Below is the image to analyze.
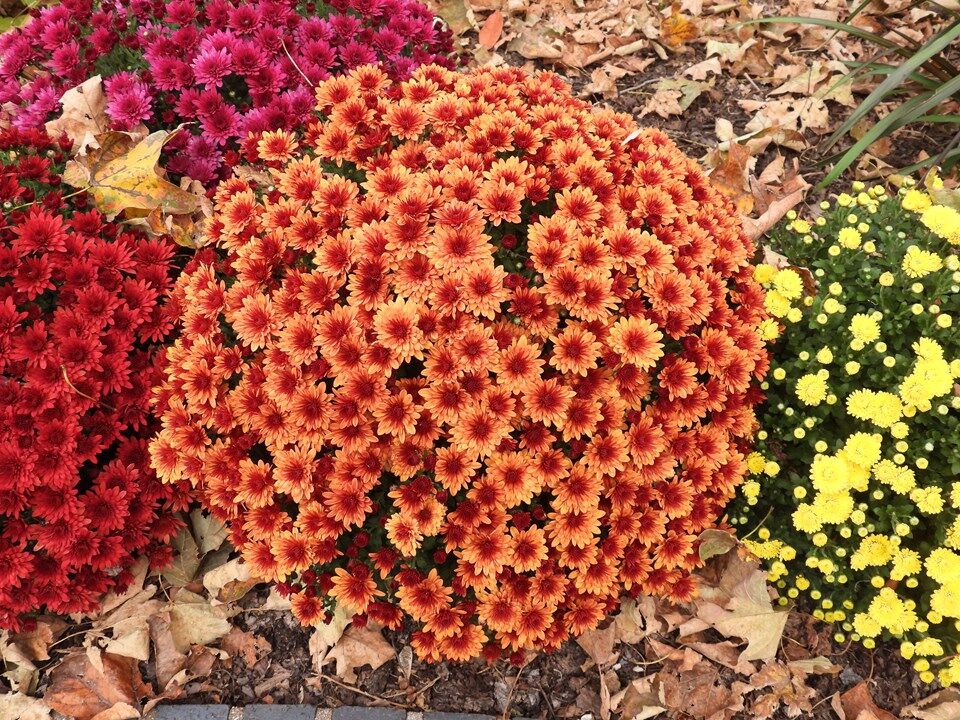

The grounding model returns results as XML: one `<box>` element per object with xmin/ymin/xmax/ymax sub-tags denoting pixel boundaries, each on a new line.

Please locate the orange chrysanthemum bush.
<box><xmin>150</xmin><ymin>63</ymin><xmax>769</xmax><ymax>662</ymax></box>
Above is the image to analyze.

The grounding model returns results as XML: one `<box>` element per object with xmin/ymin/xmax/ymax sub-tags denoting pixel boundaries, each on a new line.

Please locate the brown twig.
<box><xmin>499</xmin><ymin>658</ymin><xmax>532</xmax><ymax>720</ymax></box>
<box><xmin>281</xmin><ymin>39</ymin><xmax>314</xmax><ymax>88</ymax></box>
<box><xmin>319</xmin><ymin>673</ymin><xmax>409</xmax><ymax>708</ymax></box>
<box><xmin>61</xmin><ymin>365</ymin><xmax>116</xmax><ymax>411</ymax></box>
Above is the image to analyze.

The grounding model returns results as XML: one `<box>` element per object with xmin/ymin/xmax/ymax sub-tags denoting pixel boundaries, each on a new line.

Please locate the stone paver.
<box><xmin>242</xmin><ymin>705</ymin><xmax>318</xmax><ymax>720</ymax></box>
<box><xmin>332</xmin><ymin>707</ymin><xmax>406</xmax><ymax>720</ymax></box>
<box><xmin>146</xmin><ymin>705</ymin><xmax>231</xmax><ymax>720</ymax></box>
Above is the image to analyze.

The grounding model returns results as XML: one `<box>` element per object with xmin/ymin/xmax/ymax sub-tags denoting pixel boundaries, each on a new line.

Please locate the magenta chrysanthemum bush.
<box><xmin>0</xmin><ymin>0</ymin><xmax>457</xmax><ymax>184</ymax></box>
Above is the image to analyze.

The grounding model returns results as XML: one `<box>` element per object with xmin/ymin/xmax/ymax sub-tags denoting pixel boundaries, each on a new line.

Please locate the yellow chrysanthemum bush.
<box><xmin>729</xmin><ymin>179</ymin><xmax>960</xmax><ymax>685</ymax></box>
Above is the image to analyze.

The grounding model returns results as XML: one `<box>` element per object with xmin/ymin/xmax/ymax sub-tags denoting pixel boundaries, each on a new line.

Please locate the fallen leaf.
<box><xmin>44</xmin><ymin>76</ymin><xmax>109</xmax><ymax>152</ymax></box>
<box><xmin>433</xmin><ymin>0</ymin><xmax>474</xmax><ymax>35</ymax></box>
<box><xmin>741</xmin><ymin>185</ymin><xmax>808</xmax><ymax>241</ymax></box>
<box><xmin>160</xmin><ymin>526</ymin><xmax>202</xmax><ymax>587</ymax></box>
<box><xmin>12</xmin><ymin>617</ymin><xmax>66</xmax><ymax>662</ymax></box>
<box><xmin>308</xmin><ymin>602</ymin><xmax>352</xmax><ymax>673</ymax></box>
<box><xmin>1</xmin><ymin>630</ymin><xmax>39</xmax><ymax>693</ymax></box>
<box><xmin>43</xmin><ymin>651</ymin><xmax>150</xmax><ymax>720</ymax></box>
<box><xmin>693</xmin><ymin>553</ymin><xmax>788</xmax><ymax>662</ymax></box>
<box><xmin>576</xmin><ymin>622</ymin><xmax>619</xmax><ymax>668</ymax></box>
<box><xmin>148</xmin><ymin>612</ymin><xmax>186</xmax><ymax>691</ymax></box>
<box><xmin>202</xmin><ymin>557</ymin><xmax>260</xmax><ymax>603</ymax></box>
<box><xmin>0</xmin><ymin>693</ymin><xmax>52</xmax><ymax>720</ymax></box>
<box><xmin>323</xmin><ymin>623</ymin><xmax>396</xmax><ymax>683</ymax></box>
<box><xmin>190</xmin><ymin>509</ymin><xmax>228</xmax><ymax>554</ymax></box>
<box><xmin>614</xmin><ymin>675</ymin><xmax>667</xmax><ymax>720</ymax></box>
<box><xmin>698</xmin><ymin>529</ymin><xmax>738</xmax><ymax>561</ymax></box>
<box><xmin>583</xmin><ymin>64</ymin><xmax>629</xmax><ymax>100</ymax></box>
<box><xmin>707</xmin><ymin>141</ymin><xmax>755</xmax><ymax>215</ymax></box>
<box><xmin>841</xmin><ymin>682</ymin><xmax>898</xmax><ymax>720</ymax></box>
<box><xmin>219</xmin><ymin>627</ymin><xmax>270</xmax><ymax>668</ymax></box>
<box><xmin>902</xmin><ymin>688</ymin><xmax>960</xmax><ymax>720</ymax></box>
<box><xmin>477</xmin><ymin>10</ymin><xmax>503</xmax><ymax>49</ymax></box>
<box><xmin>661</xmin><ymin>7</ymin><xmax>697</xmax><ymax>48</ymax></box>
<box><xmin>62</xmin><ymin>129</ymin><xmax>202</xmax><ymax>221</ymax></box>
<box><xmin>640</xmin><ymin>89</ymin><xmax>683</xmax><ymax>119</ymax></box>
<box><xmin>167</xmin><ymin>589</ymin><xmax>233</xmax><ymax>653</ymax></box>
<box><xmin>685</xmin><ymin>57</ymin><xmax>721</xmax><ymax>80</ymax></box>
<box><xmin>507</xmin><ymin>30</ymin><xmax>562</xmax><ymax>60</ymax></box>
<box><xmin>614</xmin><ymin>598</ymin><xmax>648</xmax><ymax>644</ymax></box>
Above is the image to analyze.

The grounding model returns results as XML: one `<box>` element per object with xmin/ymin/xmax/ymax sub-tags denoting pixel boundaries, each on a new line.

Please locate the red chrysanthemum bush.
<box><xmin>0</xmin><ymin>128</ymin><xmax>188</xmax><ymax>631</ymax></box>
<box><xmin>150</xmin><ymin>64</ymin><xmax>769</xmax><ymax>661</ymax></box>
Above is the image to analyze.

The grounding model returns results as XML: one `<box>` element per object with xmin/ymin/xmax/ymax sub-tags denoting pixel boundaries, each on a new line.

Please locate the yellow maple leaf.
<box><xmin>62</xmin><ymin>129</ymin><xmax>201</xmax><ymax>221</ymax></box>
<box><xmin>660</xmin><ymin>6</ymin><xmax>697</xmax><ymax>49</ymax></box>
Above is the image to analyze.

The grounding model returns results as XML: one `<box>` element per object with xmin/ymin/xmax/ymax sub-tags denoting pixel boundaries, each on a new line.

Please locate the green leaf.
<box><xmin>817</xmin><ymin>72</ymin><xmax>960</xmax><ymax>188</ymax></box>
<box><xmin>823</xmin><ymin>20</ymin><xmax>960</xmax><ymax>153</ymax></box>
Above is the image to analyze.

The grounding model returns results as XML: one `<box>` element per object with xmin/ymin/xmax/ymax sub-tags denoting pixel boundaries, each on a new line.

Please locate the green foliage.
<box><xmin>744</xmin><ymin>5</ymin><xmax>960</xmax><ymax>187</ymax></box>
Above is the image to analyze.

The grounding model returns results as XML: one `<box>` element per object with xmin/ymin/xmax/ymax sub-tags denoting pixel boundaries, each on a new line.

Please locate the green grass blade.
<box><xmin>817</xmin><ymin>72</ymin><xmax>960</xmax><ymax>188</ymax></box>
<box><xmin>736</xmin><ymin>17</ymin><xmax>905</xmax><ymax>52</ymax></box>
<box><xmin>822</xmin><ymin>20</ymin><xmax>960</xmax><ymax>152</ymax></box>
<box><xmin>897</xmin><ymin>147</ymin><xmax>960</xmax><ymax>174</ymax></box>
<box><xmin>840</xmin><ymin>60</ymin><xmax>941</xmax><ymax>90</ymax></box>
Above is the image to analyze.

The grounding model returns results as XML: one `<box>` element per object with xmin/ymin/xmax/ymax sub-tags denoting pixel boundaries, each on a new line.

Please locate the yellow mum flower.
<box><xmin>853</xmin><ymin>612</ymin><xmax>881</xmax><ymax>638</ymax></box>
<box><xmin>747</xmin><ymin>452</ymin><xmax>767</xmax><ymax>475</ymax></box>
<box><xmin>848</xmin><ymin>313</ymin><xmax>880</xmax><ymax>344</ymax></box>
<box><xmin>764</xmin><ymin>290</ymin><xmax>791</xmax><ymax>318</ymax></box>
<box><xmin>900</xmin><ymin>356</ymin><xmax>954</xmax><ymax>411</ymax></box>
<box><xmin>901</xmin><ymin>188</ymin><xmax>932</xmax><ymax>212</ymax></box>
<box><xmin>920</xmin><ymin>204</ymin><xmax>960</xmax><ymax>244</ymax></box>
<box><xmin>790</xmin><ymin>218</ymin><xmax>812</xmax><ymax>234</ymax></box>
<box><xmin>914</xmin><ymin>638</ymin><xmax>944</xmax><ymax>657</ymax></box>
<box><xmin>902</xmin><ymin>245</ymin><xmax>943</xmax><ymax>278</ymax></box>
<box><xmin>910</xmin><ymin>486</ymin><xmax>944</xmax><ymax>514</ymax></box>
<box><xmin>796</xmin><ymin>373</ymin><xmax>829</xmax><ymax>406</ymax></box>
<box><xmin>773</xmin><ymin>269</ymin><xmax>804</xmax><ymax>300</ymax></box>
<box><xmin>810</xmin><ymin>454</ymin><xmax>849</xmax><ymax>493</ymax></box>
<box><xmin>869</xmin><ymin>587</ymin><xmax>917</xmax><ymax>634</ymax></box>
<box><xmin>838</xmin><ymin>227</ymin><xmax>862</xmax><ymax>249</ymax></box>
<box><xmin>850</xmin><ymin>534</ymin><xmax>894</xmax><ymax>570</ymax></box>
<box><xmin>924</xmin><ymin>548</ymin><xmax>960</xmax><ymax>585</ymax></box>
<box><xmin>792</xmin><ymin>503</ymin><xmax>823</xmax><ymax>533</ymax></box>
<box><xmin>813</xmin><ymin>491</ymin><xmax>854</xmax><ymax>524</ymax></box>
<box><xmin>890</xmin><ymin>548</ymin><xmax>922</xmax><ymax>580</ymax></box>
<box><xmin>873</xmin><ymin>459</ymin><xmax>916</xmax><ymax>494</ymax></box>
<box><xmin>841</xmin><ymin>432</ymin><xmax>882</xmax><ymax>468</ymax></box>
<box><xmin>757</xmin><ymin>318</ymin><xmax>780</xmax><ymax>341</ymax></box>
<box><xmin>846</xmin><ymin>389</ymin><xmax>903</xmax><ymax>428</ymax></box>
<box><xmin>753</xmin><ymin>264</ymin><xmax>777</xmax><ymax>285</ymax></box>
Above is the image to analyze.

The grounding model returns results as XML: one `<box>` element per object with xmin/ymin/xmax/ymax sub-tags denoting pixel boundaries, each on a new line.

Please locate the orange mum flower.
<box><xmin>152</xmin><ymin>63</ymin><xmax>767</xmax><ymax>662</ymax></box>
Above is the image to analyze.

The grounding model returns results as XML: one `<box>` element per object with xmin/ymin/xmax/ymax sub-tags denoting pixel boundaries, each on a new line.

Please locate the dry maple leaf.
<box><xmin>660</xmin><ymin>6</ymin><xmax>697</xmax><ymax>48</ymax></box>
<box><xmin>43</xmin><ymin>650</ymin><xmax>152</xmax><ymax>720</ymax></box>
<box><xmin>576</xmin><ymin>622</ymin><xmax>619</xmax><ymax>668</ymax></box>
<box><xmin>323</xmin><ymin>624</ymin><xmax>396</xmax><ymax>683</ymax></box>
<box><xmin>693</xmin><ymin>552</ymin><xmax>788</xmax><ymax>663</ymax></box>
<box><xmin>62</xmin><ymin>129</ymin><xmax>202</xmax><ymax>221</ymax></box>
<box><xmin>706</xmin><ymin>141</ymin><xmax>756</xmax><ymax>215</ymax></box>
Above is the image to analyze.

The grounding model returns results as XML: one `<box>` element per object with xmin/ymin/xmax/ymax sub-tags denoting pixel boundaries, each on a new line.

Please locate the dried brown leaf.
<box><xmin>477</xmin><ymin>9</ymin><xmax>504</xmax><ymax>49</ymax></box>
<box><xmin>841</xmin><ymin>682</ymin><xmax>898</xmax><ymax>720</ymax></box>
<box><xmin>323</xmin><ymin>624</ymin><xmax>396</xmax><ymax>683</ymax></box>
<box><xmin>43</xmin><ymin>651</ymin><xmax>151</xmax><ymax>720</ymax></box>
<box><xmin>576</xmin><ymin>622</ymin><xmax>619</xmax><ymax>668</ymax></box>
